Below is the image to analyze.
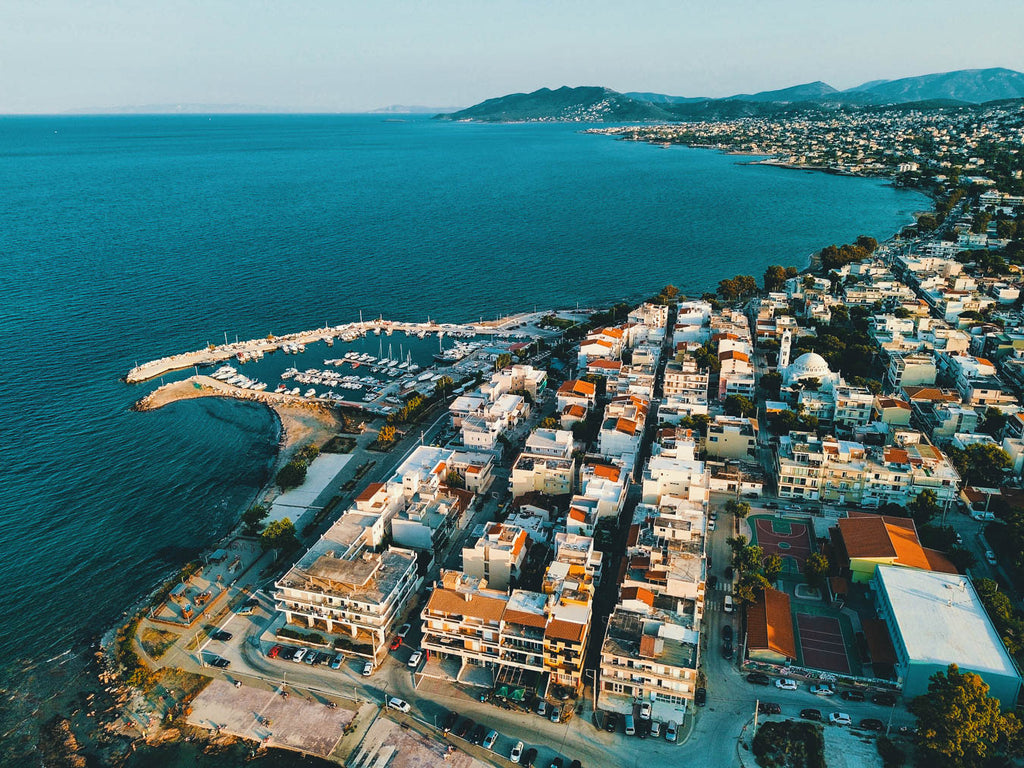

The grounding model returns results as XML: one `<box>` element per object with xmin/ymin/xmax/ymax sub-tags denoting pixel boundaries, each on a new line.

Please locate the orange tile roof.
<box><xmin>976</xmin><ymin>357</ymin><xmax>994</xmax><ymax>367</ymax></box>
<box><xmin>923</xmin><ymin>548</ymin><xmax>959</xmax><ymax>574</ymax></box>
<box><xmin>720</xmin><ymin>350</ymin><xmax>750</xmax><ymax>362</ymax></box>
<box><xmin>615</xmin><ymin>417</ymin><xmax>639</xmax><ymax>435</ymax></box>
<box><xmin>589</xmin><ymin>463</ymin><xmax>621</xmax><ymax>483</ymax></box>
<box><xmin>425</xmin><ymin>586</ymin><xmax>507</xmax><ymax>623</ymax></box>
<box><xmin>620</xmin><ymin>586</ymin><xmax>654</xmax><ymax>606</ymax></box>
<box><xmin>747</xmin><ymin>588</ymin><xmax>797</xmax><ymax>659</ymax></box>
<box><xmin>558</xmin><ymin>379</ymin><xmax>596</xmax><ymax>397</ymax></box>
<box><xmin>545</xmin><ymin>619</ymin><xmax>586</xmax><ymax>643</ymax></box>
<box><xmin>568</xmin><ymin>507</ymin><xmax>587</xmax><ymax>523</ymax></box>
<box><xmin>504</xmin><ymin>609</ymin><xmax>547</xmax><ymax>629</ymax></box>
<box><xmin>588</xmin><ymin>359</ymin><xmax>622</xmax><ymax>371</ymax></box>
<box><xmin>564</xmin><ymin>404</ymin><xmax>588</xmax><ymax>417</ymax></box>
<box><xmin>356</xmin><ymin>482</ymin><xmax>385</xmax><ymax>503</ymax></box>
<box><xmin>883</xmin><ymin>447</ymin><xmax>910</xmax><ymax>465</ymax></box>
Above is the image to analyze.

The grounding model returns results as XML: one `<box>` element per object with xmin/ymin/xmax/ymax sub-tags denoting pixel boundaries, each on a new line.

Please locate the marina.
<box><xmin>129</xmin><ymin>311</ymin><xmax>575</xmax><ymax>416</ymax></box>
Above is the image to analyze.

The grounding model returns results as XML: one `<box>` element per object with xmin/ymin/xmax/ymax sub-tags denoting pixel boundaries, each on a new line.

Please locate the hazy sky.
<box><xmin>4</xmin><ymin>0</ymin><xmax>1024</xmax><ymax>113</ymax></box>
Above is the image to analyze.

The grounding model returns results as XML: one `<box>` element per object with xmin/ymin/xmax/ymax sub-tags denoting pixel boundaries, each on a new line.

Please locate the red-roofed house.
<box><xmin>746</xmin><ymin>588</ymin><xmax>797</xmax><ymax>664</ymax></box>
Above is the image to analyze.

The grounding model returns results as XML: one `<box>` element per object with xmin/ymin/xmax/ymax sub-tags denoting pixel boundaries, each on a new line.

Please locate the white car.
<box><xmin>810</xmin><ymin>684</ymin><xmax>835</xmax><ymax>696</ymax></box>
<box><xmin>708</xmin><ymin>519</ymin><xmax>717</xmax><ymax>531</ymax></box>
<box><xmin>407</xmin><ymin>650</ymin><xmax>423</xmax><ymax>668</ymax></box>
<box><xmin>362</xmin><ymin>661</ymin><xmax>374</xmax><ymax>676</ymax></box>
<box><xmin>829</xmin><ymin>712</ymin><xmax>852</xmax><ymax>726</ymax></box>
<box><xmin>292</xmin><ymin>648</ymin><xmax>308</xmax><ymax>664</ymax></box>
<box><xmin>639</xmin><ymin>701</ymin><xmax>652</xmax><ymax>719</ymax></box>
<box><xmin>986</xmin><ymin>550</ymin><xmax>998</xmax><ymax>565</ymax></box>
<box><xmin>775</xmin><ymin>678</ymin><xmax>798</xmax><ymax>691</ymax></box>
<box><xmin>387</xmin><ymin>696</ymin><xmax>411</xmax><ymax>713</ymax></box>
<box><xmin>483</xmin><ymin>729</ymin><xmax>499</xmax><ymax>750</ymax></box>
<box><xmin>511</xmin><ymin>741</ymin><xmax>524</xmax><ymax>762</ymax></box>
<box><xmin>396</xmin><ymin>622</ymin><xmax>411</xmax><ymax>639</ymax></box>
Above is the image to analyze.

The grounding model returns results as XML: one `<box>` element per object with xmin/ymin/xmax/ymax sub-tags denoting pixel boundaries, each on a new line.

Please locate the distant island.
<box><xmin>435</xmin><ymin>67</ymin><xmax>1024</xmax><ymax>122</ymax></box>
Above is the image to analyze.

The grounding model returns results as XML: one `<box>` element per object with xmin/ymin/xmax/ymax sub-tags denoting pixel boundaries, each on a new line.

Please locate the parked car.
<box><xmin>550</xmin><ymin>706</ymin><xmax>561</xmax><ymax>723</ymax></box>
<box><xmin>758</xmin><ymin>702</ymin><xmax>782</xmax><ymax>715</ymax></box>
<box><xmin>986</xmin><ymin>550</ymin><xmax>998</xmax><ymax>565</ymax></box>
<box><xmin>954</xmin><ymin>532</ymin><xmax>963</xmax><ymax>545</ymax></box>
<box><xmin>389</xmin><ymin>636</ymin><xmax>403</xmax><ymax>651</ymax></box>
<box><xmin>765</xmin><ymin>501</ymin><xmax>779</xmax><ymax>509</ymax></box>
<box><xmin>442</xmin><ymin>711</ymin><xmax>458</xmax><ymax>734</ymax></box>
<box><xmin>549</xmin><ymin>759</ymin><xmax>563</xmax><ymax>768</ymax></box>
<box><xmin>568</xmin><ymin>761</ymin><xmax>581</xmax><ymax>768</ymax></box>
<box><xmin>330</xmin><ymin>654</ymin><xmax>343</xmax><ymax>670</ymax></box>
<box><xmin>211</xmin><ymin>630</ymin><xmax>232</xmax><ymax>641</ymax></box>
<box><xmin>724</xmin><ymin>594</ymin><xmax>734</xmax><ymax>613</ymax></box>
<box><xmin>665</xmin><ymin>720</ymin><xmax>678</xmax><ymax>742</ymax></box>
<box><xmin>510</xmin><ymin>741</ymin><xmax>524</xmax><ymax>762</ymax></box>
<box><xmin>536</xmin><ymin>700</ymin><xmax>547</xmax><ymax>717</ymax></box>
<box><xmin>387</xmin><ymin>697</ymin><xmax>410</xmax><ymax>713</ymax></box>
<box><xmin>859</xmin><ymin>718</ymin><xmax>885</xmax><ymax>731</ymax></box>
<box><xmin>605</xmin><ymin>712</ymin><xmax>620</xmax><ymax>732</ymax></box>
<box><xmin>800</xmin><ymin>708</ymin><xmax>822</xmax><ymax>721</ymax></box>
<box><xmin>279</xmin><ymin>646</ymin><xmax>296</xmax><ymax>661</ymax></box>
<box><xmin>840</xmin><ymin>690</ymin><xmax>865</xmax><ymax>702</ymax></box>
<box><xmin>650</xmin><ymin>720</ymin><xmax>662</xmax><ymax>739</ymax></box>
<box><xmin>362</xmin><ymin>661</ymin><xmax>373</xmax><ymax>676</ymax></box>
<box><xmin>695</xmin><ymin>687</ymin><xmax>707</xmax><ymax>706</ymax></box>
<box><xmin>396</xmin><ymin>622</ymin><xmax>411</xmax><ymax>639</ymax></box>
<box><xmin>724</xmin><ymin>566</ymin><xmax>734</xmax><ymax>579</ymax></box>
<box><xmin>639</xmin><ymin>701</ymin><xmax>652</xmax><ymax>719</ymax></box>
<box><xmin>521</xmin><ymin>748</ymin><xmax>538</xmax><ymax>768</ymax></box>
<box><xmin>809</xmin><ymin>684</ymin><xmax>834</xmax><ymax>696</ymax></box>
<box><xmin>746</xmin><ymin>672</ymin><xmax>770</xmax><ymax>686</ymax></box>
<box><xmin>303</xmin><ymin>651</ymin><xmax>316</xmax><ymax>665</ymax></box>
<box><xmin>708</xmin><ymin>519</ymin><xmax>717</xmax><ymax>531</ymax></box>
<box><xmin>209</xmin><ymin>657</ymin><xmax>230</xmax><ymax>669</ymax></box>
<box><xmin>470</xmin><ymin>723</ymin><xmax>486</xmax><ymax>745</ymax></box>
<box><xmin>709</xmin><ymin>510</ymin><xmax>718</xmax><ymax>520</ymax></box>
<box><xmin>722</xmin><ymin>640</ymin><xmax>734</xmax><ymax>660</ymax></box>
<box><xmin>829</xmin><ymin>712</ymin><xmax>852</xmax><ymax>726</ymax></box>
<box><xmin>455</xmin><ymin>718</ymin><xmax>473</xmax><ymax>738</ymax></box>
<box><xmin>267</xmin><ymin>645</ymin><xmax>282</xmax><ymax>658</ymax></box>
<box><xmin>722</xmin><ymin>625</ymin><xmax>733</xmax><ymax>643</ymax></box>
<box><xmin>872</xmin><ymin>692</ymin><xmax>897</xmax><ymax>706</ymax></box>
<box><xmin>292</xmin><ymin>648</ymin><xmax>308</xmax><ymax>664</ymax></box>
<box><xmin>407</xmin><ymin>650</ymin><xmax>423</xmax><ymax>668</ymax></box>
<box><xmin>636</xmin><ymin>718</ymin><xmax>648</xmax><ymax>739</ymax></box>
<box><xmin>775</xmin><ymin>678</ymin><xmax>798</xmax><ymax>691</ymax></box>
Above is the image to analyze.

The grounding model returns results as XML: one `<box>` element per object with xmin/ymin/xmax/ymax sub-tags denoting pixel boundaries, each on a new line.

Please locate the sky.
<box><xmin>3</xmin><ymin>0</ymin><xmax>1024</xmax><ymax>113</ymax></box>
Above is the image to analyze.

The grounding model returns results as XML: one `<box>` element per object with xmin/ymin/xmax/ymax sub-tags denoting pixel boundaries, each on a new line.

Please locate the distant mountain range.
<box><xmin>437</xmin><ymin>67</ymin><xmax>1024</xmax><ymax>122</ymax></box>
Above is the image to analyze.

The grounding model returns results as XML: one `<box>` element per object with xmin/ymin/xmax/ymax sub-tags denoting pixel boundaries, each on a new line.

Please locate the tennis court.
<box><xmin>796</xmin><ymin>613</ymin><xmax>851</xmax><ymax>675</ymax></box>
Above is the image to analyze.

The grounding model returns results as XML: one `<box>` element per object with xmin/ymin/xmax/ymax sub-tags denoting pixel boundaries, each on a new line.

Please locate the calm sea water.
<box><xmin>0</xmin><ymin>114</ymin><xmax>925</xmax><ymax>761</ymax></box>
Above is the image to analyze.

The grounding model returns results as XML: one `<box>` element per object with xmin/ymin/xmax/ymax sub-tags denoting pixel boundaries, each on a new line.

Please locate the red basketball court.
<box><xmin>796</xmin><ymin>613</ymin><xmax>851</xmax><ymax>675</ymax></box>
<box><xmin>752</xmin><ymin>517</ymin><xmax>813</xmax><ymax>572</ymax></box>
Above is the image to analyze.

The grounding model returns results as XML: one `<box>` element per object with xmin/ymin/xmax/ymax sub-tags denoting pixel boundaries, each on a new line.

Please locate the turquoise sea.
<box><xmin>0</xmin><ymin>114</ymin><xmax>926</xmax><ymax>763</ymax></box>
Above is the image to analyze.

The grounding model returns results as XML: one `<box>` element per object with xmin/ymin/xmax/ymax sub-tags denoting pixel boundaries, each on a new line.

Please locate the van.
<box><xmin>624</xmin><ymin>714</ymin><xmax>636</xmax><ymax>736</ymax></box>
<box><xmin>724</xmin><ymin>594</ymin><xmax>734</xmax><ymax>613</ymax></box>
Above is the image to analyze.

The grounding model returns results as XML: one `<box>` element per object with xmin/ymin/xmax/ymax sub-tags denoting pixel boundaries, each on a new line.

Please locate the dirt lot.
<box><xmin>188</xmin><ymin>679</ymin><xmax>355</xmax><ymax>757</ymax></box>
<box><xmin>350</xmin><ymin>716</ymin><xmax>491</xmax><ymax>768</ymax></box>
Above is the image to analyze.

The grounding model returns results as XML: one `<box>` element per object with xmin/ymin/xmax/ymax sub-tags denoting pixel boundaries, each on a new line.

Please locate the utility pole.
<box><xmin>753</xmin><ymin>698</ymin><xmax>759</xmax><ymax>733</ymax></box>
<box><xmin>885</xmin><ymin>701</ymin><xmax>896</xmax><ymax>736</ymax></box>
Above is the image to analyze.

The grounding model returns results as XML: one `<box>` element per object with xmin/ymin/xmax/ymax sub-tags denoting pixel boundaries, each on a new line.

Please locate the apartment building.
<box><xmin>663</xmin><ymin>357</ymin><xmax>709</xmax><ymax>400</ymax></box>
<box><xmin>463</xmin><ymin>522</ymin><xmax>529</xmax><ymax>590</ymax></box>
<box><xmin>705</xmin><ymin>415</ymin><xmax>758</xmax><ymax>460</ymax></box>
<box><xmin>509</xmin><ymin>429</ymin><xmax>576</xmax><ymax>497</ymax></box>
<box><xmin>598</xmin><ymin>395</ymin><xmax>650</xmax><ymax>464</ymax></box>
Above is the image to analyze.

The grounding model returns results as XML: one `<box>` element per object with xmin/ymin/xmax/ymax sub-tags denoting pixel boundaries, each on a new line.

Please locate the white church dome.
<box><xmin>788</xmin><ymin>352</ymin><xmax>831</xmax><ymax>380</ymax></box>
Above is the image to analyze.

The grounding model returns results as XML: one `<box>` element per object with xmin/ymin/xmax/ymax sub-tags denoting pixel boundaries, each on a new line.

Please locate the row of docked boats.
<box><xmin>210</xmin><ymin>365</ymin><xmax>268</xmax><ymax>391</ymax></box>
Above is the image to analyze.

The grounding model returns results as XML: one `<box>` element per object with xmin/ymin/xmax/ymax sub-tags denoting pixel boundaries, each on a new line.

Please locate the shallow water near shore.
<box><xmin>0</xmin><ymin>113</ymin><xmax>925</xmax><ymax>763</ymax></box>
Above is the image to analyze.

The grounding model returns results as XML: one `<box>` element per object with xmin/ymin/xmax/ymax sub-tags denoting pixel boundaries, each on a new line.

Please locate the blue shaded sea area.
<box><xmin>0</xmin><ymin>114</ymin><xmax>926</xmax><ymax>762</ymax></box>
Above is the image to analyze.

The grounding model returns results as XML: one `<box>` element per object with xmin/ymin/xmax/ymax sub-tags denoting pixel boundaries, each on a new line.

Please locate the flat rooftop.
<box><xmin>877</xmin><ymin>566</ymin><xmax>1020</xmax><ymax>680</ymax></box>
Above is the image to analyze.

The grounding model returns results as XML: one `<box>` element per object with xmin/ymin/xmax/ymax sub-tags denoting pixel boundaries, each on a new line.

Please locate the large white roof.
<box><xmin>877</xmin><ymin>566</ymin><xmax>1019</xmax><ymax>680</ymax></box>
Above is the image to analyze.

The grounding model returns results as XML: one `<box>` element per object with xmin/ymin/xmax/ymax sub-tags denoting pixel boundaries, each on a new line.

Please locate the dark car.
<box><xmin>758</xmin><ymin>702</ymin><xmax>782</xmax><ymax>715</ymax></box>
<box><xmin>800</xmin><ymin>708</ymin><xmax>822</xmax><ymax>721</ymax></box>
<box><xmin>454</xmin><ymin>718</ymin><xmax>473</xmax><ymax>738</ymax></box>
<box><xmin>840</xmin><ymin>690</ymin><xmax>865</xmax><ymax>702</ymax></box>
<box><xmin>568</xmin><ymin>761</ymin><xmax>581</xmax><ymax>768</ymax></box>
<box><xmin>550</xmin><ymin>760</ymin><xmax>563</xmax><ymax>768</ymax></box>
<box><xmin>746</xmin><ymin>672</ymin><xmax>771</xmax><ymax>686</ymax></box>
<box><xmin>707</xmin><ymin>574</ymin><xmax>718</xmax><ymax>589</ymax></box>
<box><xmin>721</xmin><ymin>640</ymin><xmax>734</xmax><ymax>660</ymax></box>
<box><xmin>872</xmin><ymin>692</ymin><xmax>897</xmax><ymax>706</ymax></box>
<box><xmin>725</xmin><ymin>566</ymin><xmax>734</xmax><ymax>579</ymax></box>
<box><xmin>279</xmin><ymin>646</ymin><xmax>296</xmax><ymax>661</ymax></box>
<box><xmin>766</xmin><ymin>501</ymin><xmax>779</xmax><ymax>509</ymax></box>
<box><xmin>636</xmin><ymin>719</ymin><xmax>648</xmax><ymax>739</ymax></box>
<box><xmin>521</xmin><ymin>748</ymin><xmax>538</xmax><ymax>768</ymax></box>
<box><xmin>605</xmin><ymin>712</ymin><xmax>620</xmax><ymax>732</ymax></box>
<box><xmin>859</xmin><ymin>718</ymin><xmax>885</xmax><ymax>731</ymax></box>
<box><xmin>722</xmin><ymin>625</ymin><xmax>733</xmax><ymax>643</ymax></box>
<box><xmin>695</xmin><ymin>687</ymin><xmax>707</xmax><ymax>707</ymax></box>
<box><xmin>211</xmin><ymin>630</ymin><xmax>233</xmax><ymax>641</ymax></box>
<box><xmin>470</xmin><ymin>723</ymin><xmax>486</xmax><ymax>745</ymax></box>
<box><xmin>441</xmin><ymin>711</ymin><xmax>458</xmax><ymax>734</ymax></box>
<box><xmin>209</xmin><ymin>657</ymin><xmax>230</xmax><ymax>669</ymax></box>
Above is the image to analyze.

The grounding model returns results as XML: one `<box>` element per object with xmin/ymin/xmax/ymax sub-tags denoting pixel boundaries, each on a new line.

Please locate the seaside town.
<box><xmin>588</xmin><ymin>99</ymin><xmax>1024</xmax><ymax>188</ymax></box>
<box><xmin>65</xmin><ymin>109</ymin><xmax>1024</xmax><ymax>768</ymax></box>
